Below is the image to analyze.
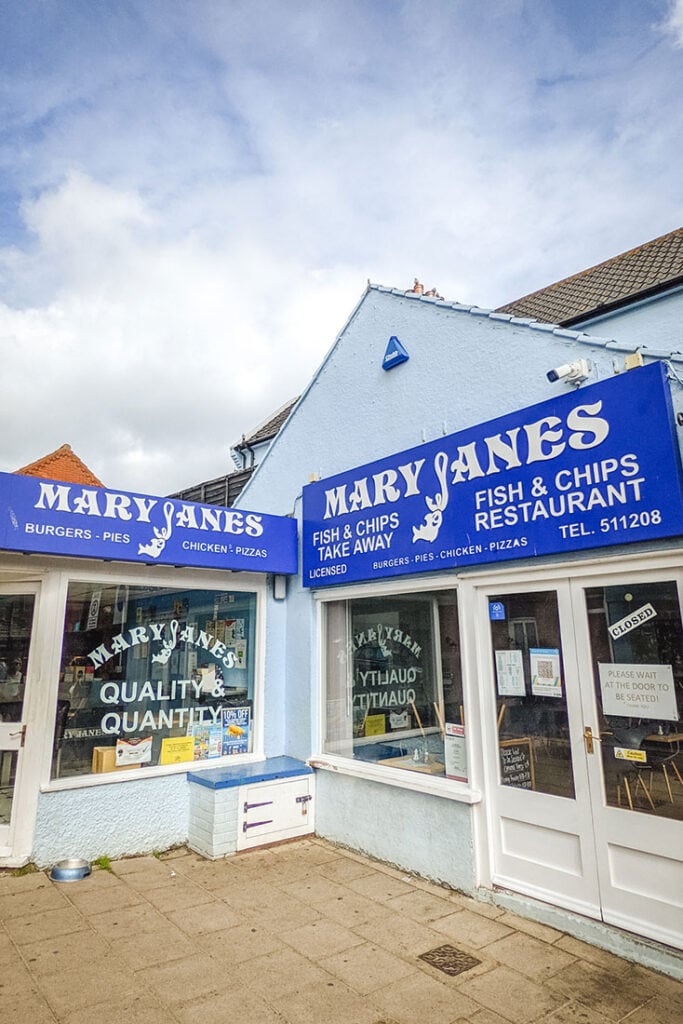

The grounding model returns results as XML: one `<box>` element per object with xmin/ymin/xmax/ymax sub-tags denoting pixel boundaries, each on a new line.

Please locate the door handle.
<box><xmin>583</xmin><ymin>726</ymin><xmax>600</xmax><ymax>755</ymax></box>
<box><xmin>9</xmin><ymin>725</ymin><xmax>27</xmax><ymax>746</ymax></box>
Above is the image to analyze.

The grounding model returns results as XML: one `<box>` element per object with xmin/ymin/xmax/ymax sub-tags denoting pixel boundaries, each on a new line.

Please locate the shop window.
<box><xmin>52</xmin><ymin>582</ymin><xmax>257</xmax><ymax>779</ymax></box>
<box><xmin>0</xmin><ymin>593</ymin><xmax>35</xmax><ymax>824</ymax></box>
<box><xmin>323</xmin><ymin>590</ymin><xmax>466</xmax><ymax>780</ymax></box>
<box><xmin>0</xmin><ymin>594</ymin><xmax>34</xmax><ymax>711</ymax></box>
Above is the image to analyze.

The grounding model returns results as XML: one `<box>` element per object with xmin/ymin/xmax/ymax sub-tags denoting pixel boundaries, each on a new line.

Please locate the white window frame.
<box><xmin>0</xmin><ymin>556</ymin><xmax>268</xmax><ymax>793</ymax></box>
<box><xmin>312</xmin><ymin>575</ymin><xmax>482</xmax><ymax>805</ymax></box>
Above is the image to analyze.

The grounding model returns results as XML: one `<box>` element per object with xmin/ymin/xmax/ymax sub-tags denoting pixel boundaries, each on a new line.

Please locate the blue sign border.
<box><xmin>0</xmin><ymin>473</ymin><xmax>297</xmax><ymax>574</ymax></box>
<box><xmin>302</xmin><ymin>362</ymin><xmax>683</xmax><ymax>587</ymax></box>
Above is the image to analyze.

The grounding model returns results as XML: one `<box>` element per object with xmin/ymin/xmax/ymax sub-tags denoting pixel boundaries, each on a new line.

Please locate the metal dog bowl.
<box><xmin>50</xmin><ymin>858</ymin><xmax>91</xmax><ymax>882</ymax></box>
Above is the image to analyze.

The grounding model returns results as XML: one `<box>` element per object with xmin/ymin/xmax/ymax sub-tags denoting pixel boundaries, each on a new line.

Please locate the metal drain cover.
<box><xmin>418</xmin><ymin>944</ymin><xmax>481</xmax><ymax>976</ymax></box>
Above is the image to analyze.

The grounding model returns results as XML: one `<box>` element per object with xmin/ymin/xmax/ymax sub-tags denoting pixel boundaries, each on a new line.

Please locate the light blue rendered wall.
<box><xmin>315</xmin><ymin>771</ymin><xmax>475</xmax><ymax>892</ymax></box>
<box><xmin>263</xmin><ymin>576</ymin><xmax>288</xmax><ymax>756</ymax></box>
<box><xmin>240</xmin><ymin>288</ymin><xmax>683</xmax><ymax>517</ymax></box>
<box><xmin>32</xmin><ymin>774</ymin><xmax>189</xmax><ymax>866</ymax></box>
<box><xmin>576</xmin><ymin>287</ymin><xmax>683</xmax><ymax>351</ymax></box>
<box><xmin>276</xmin><ymin>581</ymin><xmax>319</xmax><ymax>760</ymax></box>
<box><xmin>238</xmin><ymin>286</ymin><xmax>683</xmax><ymax>883</ymax></box>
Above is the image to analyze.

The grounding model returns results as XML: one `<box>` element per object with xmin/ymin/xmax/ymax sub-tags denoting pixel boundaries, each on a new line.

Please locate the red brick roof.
<box><xmin>16</xmin><ymin>444</ymin><xmax>105</xmax><ymax>487</ymax></box>
<box><xmin>496</xmin><ymin>228</ymin><xmax>683</xmax><ymax>326</ymax></box>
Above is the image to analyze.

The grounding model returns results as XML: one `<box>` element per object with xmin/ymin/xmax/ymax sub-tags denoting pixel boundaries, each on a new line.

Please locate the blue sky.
<box><xmin>1</xmin><ymin>0</ymin><xmax>682</xmax><ymax>494</ymax></box>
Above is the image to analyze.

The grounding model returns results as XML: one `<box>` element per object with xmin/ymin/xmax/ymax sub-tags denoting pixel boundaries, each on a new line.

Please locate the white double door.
<box><xmin>477</xmin><ymin>563</ymin><xmax>683</xmax><ymax>950</ymax></box>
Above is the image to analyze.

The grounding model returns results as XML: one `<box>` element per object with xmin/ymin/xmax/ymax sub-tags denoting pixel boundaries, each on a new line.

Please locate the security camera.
<box><xmin>546</xmin><ymin>359</ymin><xmax>591</xmax><ymax>384</ymax></box>
<box><xmin>546</xmin><ymin>363</ymin><xmax>575</xmax><ymax>382</ymax></box>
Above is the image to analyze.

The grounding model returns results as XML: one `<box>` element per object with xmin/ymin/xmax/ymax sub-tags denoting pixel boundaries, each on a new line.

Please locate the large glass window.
<box><xmin>52</xmin><ymin>582</ymin><xmax>257</xmax><ymax>779</ymax></box>
<box><xmin>489</xmin><ymin>591</ymin><xmax>575</xmax><ymax>799</ymax></box>
<box><xmin>1</xmin><ymin>592</ymin><xmax>36</xmax><ymax>826</ymax></box>
<box><xmin>323</xmin><ymin>590</ymin><xmax>466</xmax><ymax>780</ymax></box>
<box><xmin>0</xmin><ymin>593</ymin><xmax>34</xmax><ymax>721</ymax></box>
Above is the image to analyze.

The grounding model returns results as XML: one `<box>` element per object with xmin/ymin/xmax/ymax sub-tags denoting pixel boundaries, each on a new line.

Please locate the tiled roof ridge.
<box><xmin>15</xmin><ymin>443</ymin><xmax>105</xmax><ymax>487</ymax></box>
<box><xmin>366</xmin><ymin>282</ymin><xmax>683</xmax><ymax>363</ymax></box>
<box><xmin>494</xmin><ymin>227</ymin><xmax>683</xmax><ymax>323</ymax></box>
<box><xmin>497</xmin><ymin>230</ymin><xmax>683</xmax><ymax>309</ymax></box>
<box><xmin>235</xmin><ymin>396</ymin><xmax>299</xmax><ymax>450</ymax></box>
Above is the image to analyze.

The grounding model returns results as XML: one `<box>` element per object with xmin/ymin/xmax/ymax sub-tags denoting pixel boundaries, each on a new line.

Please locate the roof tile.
<box><xmin>236</xmin><ymin>397</ymin><xmax>299</xmax><ymax>449</ymax></box>
<box><xmin>15</xmin><ymin>444</ymin><xmax>104</xmax><ymax>487</ymax></box>
<box><xmin>496</xmin><ymin>228</ymin><xmax>683</xmax><ymax>325</ymax></box>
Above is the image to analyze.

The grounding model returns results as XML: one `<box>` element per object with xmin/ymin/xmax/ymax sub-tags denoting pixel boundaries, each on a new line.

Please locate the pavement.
<box><xmin>0</xmin><ymin>837</ymin><xmax>681</xmax><ymax>1024</ymax></box>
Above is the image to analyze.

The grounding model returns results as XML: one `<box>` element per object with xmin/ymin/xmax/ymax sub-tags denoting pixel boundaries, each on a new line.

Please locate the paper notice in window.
<box><xmin>495</xmin><ymin>649</ymin><xmax>525</xmax><ymax>696</ymax></box>
<box><xmin>160</xmin><ymin>736</ymin><xmax>195</xmax><ymax>765</ymax></box>
<box><xmin>444</xmin><ymin>723</ymin><xmax>468</xmax><ymax>782</ymax></box>
<box><xmin>221</xmin><ymin>707</ymin><xmax>250</xmax><ymax>755</ymax></box>
<box><xmin>530</xmin><ymin>648</ymin><xmax>562</xmax><ymax>698</ymax></box>
<box><xmin>115</xmin><ymin>736</ymin><xmax>152</xmax><ymax>766</ymax></box>
<box><xmin>365</xmin><ymin>714</ymin><xmax>386</xmax><ymax>736</ymax></box>
<box><xmin>598</xmin><ymin>663</ymin><xmax>678</xmax><ymax>721</ymax></box>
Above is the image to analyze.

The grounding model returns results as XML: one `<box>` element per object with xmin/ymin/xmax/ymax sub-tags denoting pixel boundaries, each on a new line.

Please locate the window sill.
<box><xmin>308</xmin><ymin>754</ymin><xmax>481</xmax><ymax>804</ymax></box>
<box><xmin>40</xmin><ymin>753</ymin><xmax>266</xmax><ymax>792</ymax></box>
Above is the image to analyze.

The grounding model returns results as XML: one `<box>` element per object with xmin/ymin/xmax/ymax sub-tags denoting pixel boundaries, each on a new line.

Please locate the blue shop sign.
<box><xmin>302</xmin><ymin>362</ymin><xmax>683</xmax><ymax>587</ymax></box>
<box><xmin>0</xmin><ymin>474</ymin><xmax>297</xmax><ymax>574</ymax></box>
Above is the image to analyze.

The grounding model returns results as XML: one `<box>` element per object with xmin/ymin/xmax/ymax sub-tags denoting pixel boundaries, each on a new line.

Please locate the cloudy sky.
<box><xmin>1</xmin><ymin>1</ymin><xmax>682</xmax><ymax>496</ymax></box>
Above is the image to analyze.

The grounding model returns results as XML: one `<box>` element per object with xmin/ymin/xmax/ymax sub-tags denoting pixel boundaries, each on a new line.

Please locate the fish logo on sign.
<box><xmin>382</xmin><ymin>336</ymin><xmax>409</xmax><ymax>371</ymax></box>
<box><xmin>412</xmin><ymin>452</ymin><xmax>449</xmax><ymax>542</ymax></box>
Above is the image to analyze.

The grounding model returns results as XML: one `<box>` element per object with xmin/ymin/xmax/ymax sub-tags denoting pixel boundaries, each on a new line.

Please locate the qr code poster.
<box><xmin>530</xmin><ymin>648</ymin><xmax>563</xmax><ymax>698</ymax></box>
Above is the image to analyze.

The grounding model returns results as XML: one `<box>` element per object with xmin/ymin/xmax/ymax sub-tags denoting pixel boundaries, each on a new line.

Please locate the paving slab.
<box><xmin>319</xmin><ymin>939</ymin><xmax>419</xmax><ymax>993</ymax></box>
<box><xmin>0</xmin><ymin>837</ymin><xmax>680</xmax><ymax>1024</ymax></box>
<box><xmin>1</xmin><ymin>988</ymin><xmax>59</xmax><ymax>1024</ymax></box>
<box><xmin>545</xmin><ymin>959</ymin><xmax>665</xmax><ymax>1022</ymax></box>
<box><xmin>164</xmin><ymin>897</ymin><xmax>241</xmax><ymax>935</ymax></box>
<box><xmin>367</xmin><ymin>968</ymin><xmax>481</xmax><ymax>1024</ymax></box>
<box><xmin>483</xmin><ymin>930</ymin><xmax>578</xmax><ymax>982</ymax></box>
<box><xmin>3</xmin><ymin>904</ymin><xmax>87</xmax><ymax>944</ymax></box>
<box><xmin>456</xmin><ymin>964</ymin><xmax>565</xmax><ymax>1023</ymax></box>
<box><xmin>235</xmin><ymin>944</ymin><xmax>335</xmax><ymax>998</ymax></box>
<box><xmin>431</xmin><ymin>908</ymin><xmax>515</xmax><ymax>949</ymax></box>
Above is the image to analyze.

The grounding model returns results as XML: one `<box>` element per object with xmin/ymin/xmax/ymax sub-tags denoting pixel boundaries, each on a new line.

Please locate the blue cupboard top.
<box><xmin>187</xmin><ymin>755</ymin><xmax>313</xmax><ymax>790</ymax></box>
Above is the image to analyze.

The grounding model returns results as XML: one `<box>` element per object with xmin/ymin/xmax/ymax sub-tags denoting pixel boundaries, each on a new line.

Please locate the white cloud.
<box><xmin>0</xmin><ymin>171</ymin><xmax>360</xmax><ymax>493</ymax></box>
<box><xmin>0</xmin><ymin>2</ymin><xmax>681</xmax><ymax>495</ymax></box>
<box><xmin>662</xmin><ymin>0</ymin><xmax>683</xmax><ymax>45</ymax></box>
